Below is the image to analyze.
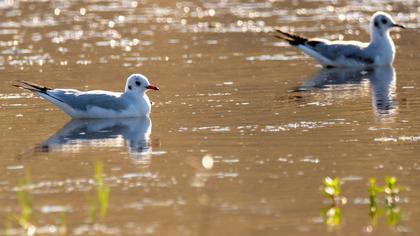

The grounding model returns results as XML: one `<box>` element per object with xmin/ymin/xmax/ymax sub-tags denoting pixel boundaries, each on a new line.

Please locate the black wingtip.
<box><xmin>13</xmin><ymin>80</ymin><xmax>65</xmax><ymax>103</ymax></box>
<box><xmin>13</xmin><ymin>80</ymin><xmax>52</xmax><ymax>92</ymax></box>
<box><xmin>273</xmin><ymin>29</ymin><xmax>308</xmax><ymax>46</ymax></box>
<box><xmin>13</xmin><ymin>81</ymin><xmax>37</xmax><ymax>92</ymax></box>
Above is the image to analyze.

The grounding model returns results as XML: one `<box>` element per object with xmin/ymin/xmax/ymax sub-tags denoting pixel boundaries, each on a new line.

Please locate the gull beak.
<box><xmin>392</xmin><ymin>23</ymin><xmax>405</xmax><ymax>29</ymax></box>
<box><xmin>146</xmin><ymin>85</ymin><xmax>159</xmax><ymax>91</ymax></box>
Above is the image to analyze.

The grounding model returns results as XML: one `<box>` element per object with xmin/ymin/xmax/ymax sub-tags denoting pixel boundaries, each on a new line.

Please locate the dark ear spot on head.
<box><xmin>135</xmin><ymin>81</ymin><xmax>141</xmax><ymax>86</ymax></box>
<box><xmin>128</xmin><ymin>85</ymin><xmax>132</xmax><ymax>90</ymax></box>
<box><xmin>374</xmin><ymin>21</ymin><xmax>379</xmax><ymax>28</ymax></box>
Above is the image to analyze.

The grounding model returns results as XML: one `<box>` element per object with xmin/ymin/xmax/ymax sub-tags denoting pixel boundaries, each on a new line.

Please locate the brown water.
<box><xmin>1</xmin><ymin>0</ymin><xmax>420</xmax><ymax>235</ymax></box>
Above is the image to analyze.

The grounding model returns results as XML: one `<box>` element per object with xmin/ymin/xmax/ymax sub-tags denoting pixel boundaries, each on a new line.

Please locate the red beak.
<box><xmin>392</xmin><ymin>23</ymin><xmax>405</xmax><ymax>29</ymax></box>
<box><xmin>146</xmin><ymin>85</ymin><xmax>159</xmax><ymax>91</ymax></box>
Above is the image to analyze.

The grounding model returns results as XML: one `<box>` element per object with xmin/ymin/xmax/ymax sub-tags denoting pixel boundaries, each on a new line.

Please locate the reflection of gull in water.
<box><xmin>293</xmin><ymin>66</ymin><xmax>397</xmax><ymax>116</ymax></box>
<box><xmin>368</xmin><ymin>67</ymin><xmax>396</xmax><ymax>115</ymax></box>
<box><xmin>37</xmin><ymin>117</ymin><xmax>152</xmax><ymax>158</ymax></box>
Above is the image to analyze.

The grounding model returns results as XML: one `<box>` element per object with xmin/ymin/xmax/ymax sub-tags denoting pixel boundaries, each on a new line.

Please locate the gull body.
<box><xmin>14</xmin><ymin>74</ymin><xmax>159</xmax><ymax>119</ymax></box>
<box><xmin>275</xmin><ymin>12</ymin><xmax>405</xmax><ymax>67</ymax></box>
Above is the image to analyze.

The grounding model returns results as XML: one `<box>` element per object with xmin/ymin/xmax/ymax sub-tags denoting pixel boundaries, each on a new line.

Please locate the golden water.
<box><xmin>1</xmin><ymin>0</ymin><xmax>420</xmax><ymax>235</ymax></box>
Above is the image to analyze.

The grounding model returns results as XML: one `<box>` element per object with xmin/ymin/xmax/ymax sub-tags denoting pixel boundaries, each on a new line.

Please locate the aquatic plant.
<box><xmin>2</xmin><ymin>218</ymin><xmax>12</xmax><ymax>236</ymax></box>
<box><xmin>58</xmin><ymin>212</ymin><xmax>67</xmax><ymax>235</ymax></box>
<box><xmin>4</xmin><ymin>171</ymin><xmax>68</xmax><ymax>235</ymax></box>
<box><xmin>15</xmin><ymin>171</ymin><xmax>36</xmax><ymax>235</ymax></box>
<box><xmin>88</xmin><ymin>161</ymin><xmax>110</xmax><ymax>222</ymax></box>
<box><xmin>366</xmin><ymin>176</ymin><xmax>405</xmax><ymax>232</ymax></box>
<box><xmin>321</xmin><ymin>206</ymin><xmax>341</xmax><ymax>228</ymax></box>
<box><xmin>383</xmin><ymin>176</ymin><xmax>402</xmax><ymax>227</ymax></box>
<box><xmin>367</xmin><ymin>178</ymin><xmax>383</xmax><ymax>227</ymax></box>
<box><xmin>385</xmin><ymin>203</ymin><xmax>401</xmax><ymax>227</ymax></box>
<box><xmin>321</xmin><ymin>177</ymin><xmax>346</xmax><ymax>229</ymax></box>
<box><xmin>368</xmin><ymin>178</ymin><xmax>383</xmax><ymax>206</ymax></box>
<box><xmin>384</xmin><ymin>176</ymin><xmax>400</xmax><ymax>205</ymax></box>
<box><xmin>321</xmin><ymin>176</ymin><xmax>405</xmax><ymax>231</ymax></box>
<box><xmin>321</xmin><ymin>177</ymin><xmax>346</xmax><ymax>206</ymax></box>
<box><xmin>95</xmin><ymin>161</ymin><xmax>110</xmax><ymax>218</ymax></box>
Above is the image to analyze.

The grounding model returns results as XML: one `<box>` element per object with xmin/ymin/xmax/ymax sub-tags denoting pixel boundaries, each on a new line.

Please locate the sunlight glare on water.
<box><xmin>0</xmin><ymin>0</ymin><xmax>420</xmax><ymax>235</ymax></box>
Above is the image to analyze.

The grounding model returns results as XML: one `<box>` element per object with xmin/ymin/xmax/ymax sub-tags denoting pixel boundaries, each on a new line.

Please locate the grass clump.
<box><xmin>88</xmin><ymin>161</ymin><xmax>110</xmax><ymax>222</ymax></box>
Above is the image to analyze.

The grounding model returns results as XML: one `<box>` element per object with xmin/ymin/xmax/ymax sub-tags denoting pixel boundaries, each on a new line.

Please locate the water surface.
<box><xmin>1</xmin><ymin>0</ymin><xmax>420</xmax><ymax>235</ymax></box>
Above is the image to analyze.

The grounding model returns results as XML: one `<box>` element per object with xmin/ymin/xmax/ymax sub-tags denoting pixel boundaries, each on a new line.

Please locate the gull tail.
<box><xmin>13</xmin><ymin>80</ymin><xmax>65</xmax><ymax>103</ymax></box>
<box><xmin>274</xmin><ymin>29</ymin><xmax>309</xmax><ymax>46</ymax></box>
<box><xmin>274</xmin><ymin>29</ymin><xmax>334</xmax><ymax>67</ymax></box>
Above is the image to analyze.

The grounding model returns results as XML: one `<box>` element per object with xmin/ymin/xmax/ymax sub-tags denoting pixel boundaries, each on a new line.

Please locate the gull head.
<box><xmin>370</xmin><ymin>12</ymin><xmax>405</xmax><ymax>36</ymax></box>
<box><xmin>125</xmin><ymin>74</ymin><xmax>159</xmax><ymax>94</ymax></box>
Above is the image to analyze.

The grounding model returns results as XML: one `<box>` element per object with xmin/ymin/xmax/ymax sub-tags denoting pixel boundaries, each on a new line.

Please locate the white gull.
<box><xmin>275</xmin><ymin>12</ymin><xmax>405</xmax><ymax>67</ymax></box>
<box><xmin>14</xmin><ymin>74</ymin><xmax>159</xmax><ymax>119</ymax></box>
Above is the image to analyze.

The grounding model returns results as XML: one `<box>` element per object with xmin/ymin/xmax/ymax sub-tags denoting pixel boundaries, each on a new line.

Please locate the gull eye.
<box><xmin>135</xmin><ymin>81</ymin><xmax>141</xmax><ymax>86</ymax></box>
<box><xmin>381</xmin><ymin>19</ymin><xmax>388</xmax><ymax>24</ymax></box>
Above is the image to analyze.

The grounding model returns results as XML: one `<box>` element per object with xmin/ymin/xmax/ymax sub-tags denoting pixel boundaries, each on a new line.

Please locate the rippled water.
<box><xmin>1</xmin><ymin>0</ymin><xmax>420</xmax><ymax>235</ymax></box>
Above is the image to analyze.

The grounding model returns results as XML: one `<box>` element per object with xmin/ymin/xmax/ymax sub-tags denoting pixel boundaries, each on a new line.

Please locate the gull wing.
<box><xmin>14</xmin><ymin>81</ymin><xmax>129</xmax><ymax>111</ymax></box>
<box><xmin>275</xmin><ymin>30</ymin><xmax>373</xmax><ymax>66</ymax></box>
<box><xmin>49</xmin><ymin>90</ymin><xmax>129</xmax><ymax>111</ymax></box>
